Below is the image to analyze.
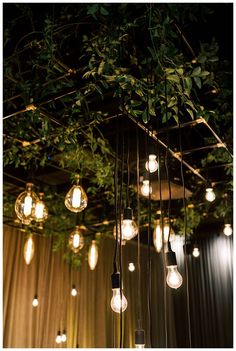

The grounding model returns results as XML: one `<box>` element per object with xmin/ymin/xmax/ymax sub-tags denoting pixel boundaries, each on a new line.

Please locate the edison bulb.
<box><xmin>71</xmin><ymin>285</ymin><xmax>78</xmax><ymax>296</ymax></box>
<box><xmin>113</xmin><ymin>211</ymin><xmax>138</xmax><ymax>243</ymax></box>
<box><xmin>223</xmin><ymin>223</ymin><xmax>233</xmax><ymax>236</ymax></box>
<box><xmin>153</xmin><ymin>220</ymin><xmax>175</xmax><ymax>253</ymax></box>
<box><xmin>32</xmin><ymin>295</ymin><xmax>39</xmax><ymax>307</ymax></box>
<box><xmin>61</xmin><ymin>331</ymin><xmax>67</xmax><ymax>342</ymax></box>
<box><xmin>110</xmin><ymin>288</ymin><xmax>128</xmax><ymax>313</ymax></box>
<box><xmin>65</xmin><ymin>176</ymin><xmax>88</xmax><ymax>213</ymax></box>
<box><xmin>24</xmin><ymin>235</ymin><xmax>35</xmax><ymax>265</ymax></box>
<box><xmin>69</xmin><ymin>226</ymin><xmax>84</xmax><ymax>253</ymax></box>
<box><xmin>141</xmin><ymin>180</ymin><xmax>152</xmax><ymax>197</ymax></box>
<box><xmin>128</xmin><ymin>262</ymin><xmax>135</xmax><ymax>272</ymax></box>
<box><xmin>32</xmin><ymin>193</ymin><xmax>48</xmax><ymax>222</ymax></box>
<box><xmin>192</xmin><ymin>247</ymin><xmax>200</xmax><ymax>257</ymax></box>
<box><xmin>88</xmin><ymin>240</ymin><xmax>98</xmax><ymax>270</ymax></box>
<box><xmin>56</xmin><ymin>332</ymin><xmax>62</xmax><ymax>344</ymax></box>
<box><xmin>15</xmin><ymin>183</ymin><xmax>38</xmax><ymax>224</ymax></box>
<box><xmin>145</xmin><ymin>154</ymin><xmax>158</xmax><ymax>173</ymax></box>
<box><xmin>205</xmin><ymin>187</ymin><xmax>216</xmax><ymax>202</ymax></box>
<box><xmin>166</xmin><ymin>266</ymin><xmax>183</xmax><ymax>289</ymax></box>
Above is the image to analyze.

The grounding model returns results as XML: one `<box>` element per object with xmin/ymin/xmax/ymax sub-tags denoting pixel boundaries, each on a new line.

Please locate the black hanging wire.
<box><xmin>178</xmin><ymin>122</ymin><xmax>192</xmax><ymax>348</ymax></box>
<box><xmin>126</xmin><ymin>119</ymin><xmax>130</xmax><ymax>208</ymax></box>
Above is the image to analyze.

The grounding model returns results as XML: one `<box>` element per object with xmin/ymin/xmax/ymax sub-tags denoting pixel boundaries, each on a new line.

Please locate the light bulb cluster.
<box><xmin>153</xmin><ymin>218</ymin><xmax>175</xmax><ymax>253</ymax></box>
<box><xmin>55</xmin><ymin>330</ymin><xmax>67</xmax><ymax>344</ymax></box>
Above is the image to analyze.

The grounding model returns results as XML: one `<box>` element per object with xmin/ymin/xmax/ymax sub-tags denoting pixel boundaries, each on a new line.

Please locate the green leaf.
<box><xmin>100</xmin><ymin>6</ymin><xmax>109</xmax><ymax>15</ymax></box>
<box><xmin>142</xmin><ymin>109</ymin><xmax>148</xmax><ymax>124</ymax></box>
<box><xmin>184</xmin><ymin>77</ymin><xmax>192</xmax><ymax>91</ymax></box>
<box><xmin>166</xmin><ymin>75</ymin><xmax>180</xmax><ymax>84</ymax></box>
<box><xmin>191</xmin><ymin>66</ymin><xmax>201</xmax><ymax>77</ymax></box>
<box><xmin>193</xmin><ymin>76</ymin><xmax>202</xmax><ymax>89</ymax></box>
<box><xmin>200</xmin><ymin>70</ymin><xmax>210</xmax><ymax>77</ymax></box>
<box><xmin>176</xmin><ymin>68</ymin><xmax>184</xmax><ymax>75</ymax></box>
<box><xmin>167</xmin><ymin>96</ymin><xmax>177</xmax><ymax>108</ymax></box>
<box><xmin>186</xmin><ymin>108</ymin><xmax>194</xmax><ymax>119</ymax></box>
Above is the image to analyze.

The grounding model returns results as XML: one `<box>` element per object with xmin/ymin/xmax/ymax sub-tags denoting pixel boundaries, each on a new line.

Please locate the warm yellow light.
<box><xmin>223</xmin><ymin>223</ymin><xmax>233</xmax><ymax>236</ymax></box>
<box><xmin>55</xmin><ymin>332</ymin><xmax>62</xmax><ymax>344</ymax></box>
<box><xmin>71</xmin><ymin>285</ymin><xmax>78</xmax><ymax>296</ymax></box>
<box><xmin>153</xmin><ymin>219</ymin><xmax>175</xmax><ymax>252</ymax></box>
<box><xmin>88</xmin><ymin>240</ymin><xmax>98</xmax><ymax>270</ymax></box>
<box><xmin>205</xmin><ymin>187</ymin><xmax>216</xmax><ymax>202</ymax></box>
<box><xmin>32</xmin><ymin>295</ymin><xmax>39</xmax><ymax>307</ymax></box>
<box><xmin>166</xmin><ymin>266</ymin><xmax>183</xmax><ymax>289</ymax></box>
<box><xmin>24</xmin><ymin>235</ymin><xmax>35</xmax><ymax>265</ymax></box>
<box><xmin>72</xmin><ymin>187</ymin><xmax>81</xmax><ymax>208</ymax></box>
<box><xmin>65</xmin><ymin>176</ymin><xmax>88</xmax><ymax>213</ymax></box>
<box><xmin>15</xmin><ymin>183</ymin><xmax>38</xmax><ymax>224</ymax></box>
<box><xmin>68</xmin><ymin>226</ymin><xmax>84</xmax><ymax>253</ymax></box>
<box><xmin>110</xmin><ymin>288</ymin><xmax>128</xmax><ymax>313</ymax></box>
<box><xmin>192</xmin><ymin>247</ymin><xmax>200</xmax><ymax>258</ymax></box>
<box><xmin>141</xmin><ymin>180</ymin><xmax>152</xmax><ymax>197</ymax></box>
<box><xmin>128</xmin><ymin>263</ymin><xmax>135</xmax><ymax>272</ymax></box>
<box><xmin>135</xmin><ymin>344</ymin><xmax>145</xmax><ymax>349</ymax></box>
<box><xmin>33</xmin><ymin>193</ymin><xmax>48</xmax><ymax>222</ymax></box>
<box><xmin>61</xmin><ymin>331</ymin><xmax>67</xmax><ymax>342</ymax></box>
<box><xmin>145</xmin><ymin>154</ymin><xmax>158</xmax><ymax>173</ymax></box>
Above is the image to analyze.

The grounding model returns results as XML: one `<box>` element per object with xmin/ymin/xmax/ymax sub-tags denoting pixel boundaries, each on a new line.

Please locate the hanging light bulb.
<box><xmin>135</xmin><ymin>329</ymin><xmax>145</xmax><ymax>348</ymax></box>
<box><xmin>55</xmin><ymin>331</ymin><xmax>62</xmax><ymax>344</ymax></box>
<box><xmin>65</xmin><ymin>175</ymin><xmax>88</xmax><ymax>213</ymax></box>
<box><xmin>110</xmin><ymin>272</ymin><xmax>128</xmax><ymax>313</ymax></box>
<box><xmin>140</xmin><ymin>180</ymin><xmax>152</xmax><ymax>197</ymax></box>
<box><xmin>153</xmin><ymin>219</ymin><xmax>175</xmax><ymax>253</ymax></box>
<box><xmin>88</xmin><ymin>240</ymin><xmax>98</xmax><ymax>270</ymax></box>
<box><xmin>128</xmin><ymin>262</ymin><xmax>135</xmax><ymax>272</ymax></box>
<box><xmin>32</xmin><ymin>294</ymin><xmax>39</xmax><ymax>307</ymax></box>
<box><xmin>113</xmin><ymin>208</ymin><xmax>138</xmax><ymax>243</ymax></box>
<box><xmin>145</xmin><ymin>154</ymin><xmax>158</xmax><ymax>173</ymax></box>
<box><xmin>192</xmin><ymin>245</ymin><xmax>200</xmax><ymax>258</ymax></box>
<box><xmin>24</xmin><ymin>234</ymin><xmax>35</xmax><ymax>265</ymax></box>
<box><xmin>32</xmin><ymin>192</ymin><xmax>48</xmax><ymax>222</ymax></box>
<box><xmin>205</xmin><ymin>186</ymin><xmax>216</xmax><ymax>202</ymax></box>
<box><xmin>15</xmin><ymin>182</ymin><xmax>38</xmax><ymax>224</ymax></box>
<box><xmin>166</xmin><ymin>247</ymin><xmax>183</xmax><ymax>289</ymax></box>
<box><xmin>223</xmin><ymin>223</ymin><xmax>233</xmax><ymax>236</ymax></box>
<box><xmin>71</xmin><ymin>284</ymin><xmax>78</xmax><ymax>296</ymax></box>
<box><xmin>61</xmin><ymin>330</ymin><xmax>67</xmax><ymax>343</ymax></box>
<box><xmin>68</xmin><ymin>225</ymin><xmax>84</xmax><ymax>253</ymax></box>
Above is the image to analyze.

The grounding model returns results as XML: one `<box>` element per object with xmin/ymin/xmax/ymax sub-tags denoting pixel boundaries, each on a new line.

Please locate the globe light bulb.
<box><xmin>32</xmin><ymin>294</ymin><xmax>39</xmax><ymax>307</ymax></box>
<box><xmin>111</xmin><ymin>272</ymin><xmax>128</xmax><ymax>313</ymax></box>
<box><xmin>65</xmin><ymin>176</ymin><xmax>88</xmax><ymax>213</ymax></box>
<box><xmin>205</xmin><ymin>187</ymin><xmax>216</xmax><ymax>202</ymax></box>
<box><xmin>32</xmin><ymin>192</ymin><xmax>48</xmax><ymax>222</ymax></box>
<box><xmin>135</xmin><ymin>329</ymin><xmax>145</xmax><ymax>348</ymax></box>
<box><xmin>223</xmin><ymin>223</ymin><xmax>233</xmax><ymax>236</ymax></box>
<box><xmin>88</xmin><ymin>240</ymin><xmax>98</xmax><ymax>270</ymax></box>
<box><xmin>145</xmin><ymin>154</ymin><xmax>158</xmax><ymax>173</ymax></box>
<box><xmin>68</xmin><ymin>226</ymin><xmax>84</xmax><ymax>253</ymax></box>
<box><xmin>71</xmin><ymin>285</ymin><xmax>78</xmax><ymax>296</ymax></box>
<box><xmin>113</xmin><ymin>208</ymin><xmax>138</xmax><ymax>243</ymax></box>
<box><xmin>55</xmin><ymin>331</ymin><xmax>62</xmax><ymax>344</ymax></box>
<box><xmin>61</xmin><ymin>330</ymin><xmax>67</xmax><ymax>342</ymax></box>
<box><xmin>192</xmin><ymin>246</ymin><xmax>200</xmax><ymax>258</ymax></box>
<box><xmin>24</xmin><ymin>234</ymin><xmax>35</xmax><ymax>265</ymax></box>
<box><xmin>166</xmin><ymin>249</ymin><xmax>183</xmax><ymax>289</ymax></box>
<box><xmin>15</xmin><ymin>183</ymin><xmax>38</xmax><ymax>224</ymax></box>
<box><xmin>140</xmin><ymin>180</ymin><xmax>152</xmax><ymax>197</ymax></box>
<box><xmin>128</xmin><ymin>262</ymin><xmax>135</xmax><ymax>272</ymax></box>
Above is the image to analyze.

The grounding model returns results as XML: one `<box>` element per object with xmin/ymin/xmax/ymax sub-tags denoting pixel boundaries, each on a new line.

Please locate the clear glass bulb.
<box><xmin>61</xmin><ymin>331</ymin><xmax>67</xmax><ymax>342</ymax></box>
<box><xmin>192</xmin><ymin>247</ymin><xmax>200</xmax><ymax>257</ymax></box>
<box><xmin>24</xmin><ymin>235</ymin><xmax>35</xmax><ymax>265</ymax></box>
<box><xmin>88</xmin><ymin>240</ymin><xmax>98</xmax><ymax>270</ymax></box>
<box><xmin>55</xmin><ymin>332</ymin><xmax>62</xmax><ymax>344</ymax></box>
<box><xmin>145</xmin><ymin>154</ymin><xmax>158</xmax><ymax>173</ymax></box>
<box><xmin>140</xmin><ymin>180</ymin><xmax>152</xmax><ymax>197</ymax></box>
<box><xmin>68</xmin><ymin>226</ymin><xmax>84</xmax><ymax>253</ymax></box>
<box><xmin>166</xmin><ymin>265</ymin><xmax>183</xmax><ymax>289</ymax></box>
<box><xmin>205</xmin><ymin>187</ymin><xmax>216</xmax><ymax>202</ymax></box>
<box><xmin>32</xmin><ymin>193</ymin><xmax>48</xmax><ymax>222</ymax></box>
<box><xmin>223</xmin><ymin>223</ymin><xmax>233</xmax><ymax>236</ymax></box>
<box><xmin>32</xmin><ymin>296</ymin><xmax>39</xmax><ymax>307</ymax></box>
<box><xmin>15</xmin><ymin>183</ymin><xmax>38</xmax><ymax>224</ymax></box>
<box><xmin>110</xmin><ymin>288</ymin><xmax>128</xmax><ymax>313</ymax></box>
<box><xmin>65</xmin><ymin>177</ymin><xmax>88</xmax><ymax>213</ymax></box>
<box><xmin>71</xmin><ymin>285</ymin><xmax>78</xmax><ymax>296</ymax></box>
<box><xmin>113</xmin><ymin>217</ymin><xmax>138</xmax><ymax>243</ymax></box>
<box><xmin>128</xmin><ymin>262</ymin><xmax>135</xmax><ymax>272</ymax></box>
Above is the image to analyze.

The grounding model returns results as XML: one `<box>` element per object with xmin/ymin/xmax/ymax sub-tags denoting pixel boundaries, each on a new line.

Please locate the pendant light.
<box><xmin>223</xmin><ymin>223</ymin><xmax>233</xmax><ymax>236</ymax></box>
<box><xmin>65</xmin><ymin>175</ymin><xmax>88</xmax><ymax>213</ymax></box>
<box><xmin>205</xmin><ymin>182</ymin><xmax>216</xmax><ymax>202</ymax></box>
<box><xmin>68</xmin><ymin>225</ymin><xmax>84</xmax><ymax>253</ymax></box>
<box><xmin>140</xmin><ymin>180</ymin><xmax>152</xmax><ymax>197</ymax></box>
<box><xmin>165</xmin><ymin>244</ymin><xmax>183</xmax><ymax>289</ymax></box>
<box><xmin>88</xmin><ymin>239</ymin><xmax>98</xmax><ymax>270</ymax></box>
<box><xmin>113</xmin><ymin>208</ymin><xmax>138</xmax><ymax>243</ymax></box>
<box><xmin>32</xmin><ymin>294</ymin><xmax>39</xmax><ymax>307</ymax></box>
<box><xmin>71</xmin><ymin>284</ymin><xmax>78</xmax><ymax>296</ymax></box>
<box><xmin>24</xmin><ymin>234</ymin><xmax>35</xmax><ymax>265</ymax></box>
<box><xmin>61</xmin><ymin>330</ymin><xmax>67</xmax><ymax>343</ymax></box>
<box><xmin>135</xmin><ymin>329</ymin><xmax>145</xmax><ymax>348</ymax></box>
<box><xmin>192</xmin><ymin>245</ymin><xmax>200</xmax><ymax>258</ymax></box>
<box><xmin>55</xmin><ymin>331</ymin><xmax>62</xmax><ymax>344</ymax></box>
<box><xmin>145</xmin><ymin>154</ymin><xmax>158</xmax><ymax>173</ymax></box>
<box><xmin>110</xmin><ymin>272</ymin><xmax>128</xmax><ymax>313</ymax></box>
<box><xmin>153</xmin><ymin>218</ymin><xmax>175</xmax><ymax>253</ymax></box>
<box><xmin>32</xmin><ymin>192</ymin><xmax>48</xmax><ymax>222</ymax></box>
<box><xmin>15</xmin><ymin>182</ymin><xmax>38</xmax><ymax>224</ymax></box>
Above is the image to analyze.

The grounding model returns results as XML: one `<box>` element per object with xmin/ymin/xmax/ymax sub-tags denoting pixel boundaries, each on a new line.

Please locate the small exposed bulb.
<box><xmin>15</xmin><ymin>183</ymin><xmax>38</xmax><ymax>224</ymax></box>
<box><xmin>128</xmin><ymin>262</ymin><xmax>135</xmax><ymax>272</ymax></box>
<box><xmin>223</xmin><ymin>223</ymin><xmax>233</xmax><ymax>236</ymax></box>
<box><xmin>113</xmin><ymin>209</ymin><xmax>138</xmax><ymax>243</ymax></box>
<box><xmin>205</xmin><ymin>187</ymin><xmax>216</xmax><ymax>202</ymax></box>
<box><xmin>88</xmin><ymin>240</ymin><xmax>98</xmax><ymax>270</ymax></box>
<box><xmin>61</xmin><ymin>331</ymin><xmax>67</xmax><ymax>342</ymax></box>
<box><xmin>71</xmin><ymin>285</ymin><xmax>78</xmax><ymax>296</ymax></box>
<box><xmin>166</xmin><ymin>266</ymin><xmax>183</xmax><ymax>289</ymax></box>
<box><xmin>141</xmin><ymin>180</ymin><xmax>152</xmax><ymax>197</ymax></box>
<box><xmin>69</xmin><ymin>226</ymin><xmax>84</xmax><ymax>253</ymax></box>
<box><xmin>110</xmin><ymin>288</ymin><xmax>128</xmax><ymax>313</ymax></box>
<box><xmin>24</xmin><ymin>235</ymin><xmax>35</xmax><ymax>265</ymax></box>
<box><xmin>33</xmin><ymin>193</ymin><xmax>48</xmax><ymax>222</ymax></box>
<box><xmin>32</xmin><ymin>295</ymin><xmax>39</xmax><ymax>307</ymax></box>
<box><xmin>55</xmin><ymin>331</ymin><xmax>62</xmax><ymax>344</ymax></box>
<box><xmin>192</xmin><ymin>247</ymin><xmax>200</xmax><ymax>258</ymax></box>
<box><xmin>65</xmin><ymin>176</ymin><xmax>88</xmax><ymax>213</ymax></box>
<box><xmin>145</xmin><ymin>154</ymin><xmax>158</xmax><ymax>173</ymax></box>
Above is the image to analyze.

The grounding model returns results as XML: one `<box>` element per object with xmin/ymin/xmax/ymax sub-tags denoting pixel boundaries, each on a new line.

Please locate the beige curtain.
<box><xmin>3</xmin><ymin>224</ymin><xmax>177</xmax><ymax>348</ymax></box>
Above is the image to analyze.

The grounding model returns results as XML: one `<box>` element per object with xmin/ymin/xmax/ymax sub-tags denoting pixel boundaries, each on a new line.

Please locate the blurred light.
<box><xmin>128</xmin><ymin>263</ymin><xmax>135</xmax><ymax>272</ymax></box>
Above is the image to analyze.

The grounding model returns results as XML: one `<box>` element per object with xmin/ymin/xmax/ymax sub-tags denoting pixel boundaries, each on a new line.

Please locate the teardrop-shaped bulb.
<box><xmin>65</xmin><ymin>177</ymin><xmax>88</xmax><ymax>213</ymax></box>
<box><xmin>32</xmin><ymin>193</ymin><xmax>48</xmax><ymax>222</ymax></box>
<box><xmin>88</xmin><ymin>240</ymin><xmax>98</xmax><ymax>270</ymax></box>
<box><xmin>15</xmin><ymin>183</ymin><xmax>38</xmax><ymax>224</ymax></box>
<box><xmin>145</xmin><ymin>154</ymin><xmax>158</xmax><ymax>173</ymax></box>
<box><xmin>24</xmin><ymin>234</ymin><xmax>35</xmax><ymax>265</ymax></box>
<box><xmin>69</xmin><ymin>226</ymin><xmax>84</xmax><ymax>253</ymax></box>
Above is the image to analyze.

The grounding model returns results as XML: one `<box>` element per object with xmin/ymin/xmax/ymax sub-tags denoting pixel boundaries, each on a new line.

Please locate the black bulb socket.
<box><xmin>166</xmin><ymin>250</ymin><xmax>177</xmax><ymax>267</ymax></box>
<box><xmin>123</xmin><ymin>207</ymin><xmax>133</xmax><ymax>220</ymax></box>
<box><xmin>135</xmin><ymin>329</ymin><xmax>145</xmax><ymax>345</ymax></box>
<box><xmin>111</xmin><ymin>272</ymin><xmax>120</xmax><ymax>289</ymax></box>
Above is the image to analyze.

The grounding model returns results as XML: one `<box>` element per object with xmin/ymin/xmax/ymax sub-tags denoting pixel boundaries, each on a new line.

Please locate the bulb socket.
<box><xmin>166</xmin><ymin>250</ymin><xmax>177</xmax><ymax>266</ymax></box>
<box><xmin>111</xmin><ymin>272</ymin><xmax>120</xmax><ymax>289</ymax></box>
<box><xmin>123</xmin><ymin>207</ymin><xmax>133</xmax><ymax>220</ymax></box>
<box><xmin>135</xmin><ymin>329</ymin><xmax>145</xmax><ymax>345</ymax></box>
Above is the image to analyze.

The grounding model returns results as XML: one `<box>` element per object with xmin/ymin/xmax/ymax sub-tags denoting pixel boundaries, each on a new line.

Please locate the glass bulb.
<box><xmin>140</xmin><ymin>180</ymin><xmax>152</xmax><ymax>197</ymax></box>
<box><xmin>113</xmin><ymin>217</ymin><xmax>138</xmax><ymax>243</ymax></box>
<box><xmin>205</xmin><ymin>187</ymin><xmax>216</xmax><ymax>202</ymax></box>
<box><xmin>61</xmin><ymin>331</ymin><xmax>67</xmax><ymax>342</ymax></box>
<box><xmin>192</xmin><ymin>247</ymin><xmax>200</xmax><ymax>257</ymax></box>
<box><xmin>56</xmin><ymin>332</ymin><xmax>62</xmax><ymax>344</ymax></box>
<box><xmin>153</xmin><ymin>220</ymin><xmax>175</xmax><ymax>252</ymax></box>
<box><xmin>166</xmin><ymin>265</ymin><xmax>183</xmax><ymax>289</ymax></box>
<box><xmin>88</xmin><ymin>240</ymin><xmax>98</xmax><ymax>270</ymax></box>
<box><xmin>223</xmin><ymin>223</ymin><xmax>233</xmax><ymax>236</ymax></box>
<box><xmin>32</xmin><ymin>296</ymin><xmax>39</xmax><ymax>307</ymax></box>
<box><xmin>110</xmin><ymin>288</ymin><xmax>128</xmax><ymax>313</ymax></box>
<box><xmin>128</xmin><ymin>262</ymin><xmax>135</xmax><ymax>272</ymax></box>
<box><xmin>15</xmin><ymin>183</ymin><xmax>38</xmax><ymax>224</ymax></box>
<box><xmin>145</xmin><ymin>154</ymin><xmax>158</xmax><ymax>173</ymax></box>
<box><xmin>65</xmin><ymin>178</ymin><xmax>88</xmax><ymax>213</ymax></box>
<box><xmin>71</xmin><ymin>285</ymin><xmax>78</xmax><ymax>296</ymax></box>
<box><xmin>24</xmin><ymin>235</ymin><xmax>35</xmax><ymax>265</ymax></box>
<box><xmin>32</xmin><ymin>193</ymin><xmax>48</xmax><ymax>222</ymax></box>
<box><xmin>69</xmin><ymin>226</ymin><xmax>84</xmax><ymax>253</ymax></box>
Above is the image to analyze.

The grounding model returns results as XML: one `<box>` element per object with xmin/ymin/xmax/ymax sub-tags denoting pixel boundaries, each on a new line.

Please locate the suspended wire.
<box><xmin>126</xmin><ymin>121</ymin><xmax>130</xmax><ymax>208</ymax></box>
<box><xmin>113</xmin><ymin>116</ymin><xmax>119</xmax><ymax>274</ymax></box>
<box><xmin>178</xmin><ymin>123</ymin><xmax>192</xmax><ymax>348</ymax></box>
